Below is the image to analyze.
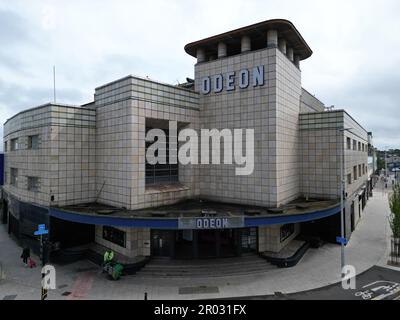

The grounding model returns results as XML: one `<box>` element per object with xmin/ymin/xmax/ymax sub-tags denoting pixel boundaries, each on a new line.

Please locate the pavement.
<box><xmin>0</xmin><ymin>179</ymin><xmax>399</xmax><ymax>300</ymax></box>
<box><xmin>230</xmin><ymin>266</ymin><xmax>400</xmax><ymax>300</ymax></box>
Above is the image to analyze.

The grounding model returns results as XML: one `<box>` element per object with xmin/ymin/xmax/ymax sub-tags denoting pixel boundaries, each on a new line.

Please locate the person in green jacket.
<box><xmin>103</xmin><ymin>250</ymin><xmax>114</xmax><ymax>268</ymax></box>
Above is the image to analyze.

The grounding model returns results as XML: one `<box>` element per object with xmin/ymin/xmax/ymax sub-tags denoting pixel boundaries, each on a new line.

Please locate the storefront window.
<box><xmin>280</xmin><ymin>224</ymin><xmax>295</xmax><ymax>242</ymax></box>
<box><xmin>241</xmin><ymin>227</ymin><xmax>257</xmax><ymax>252</ymax></box>
<box><xmin>103</xmin><ymin>226</ymin><xmax>126</xmax><ymax>248</ymax></box>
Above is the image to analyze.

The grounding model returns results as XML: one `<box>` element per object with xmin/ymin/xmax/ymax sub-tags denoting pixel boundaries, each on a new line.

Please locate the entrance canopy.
<box><xmin>49</xmin><ymin>198</ymin><xmax>340</xmax><ymax>229</ymax></box>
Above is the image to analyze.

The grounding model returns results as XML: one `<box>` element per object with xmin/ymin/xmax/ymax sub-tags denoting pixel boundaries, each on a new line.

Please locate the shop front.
<box><xmin>151</xmin><ymin>227</ymin><xmax>258</xmax><ymax>259</ymax></box>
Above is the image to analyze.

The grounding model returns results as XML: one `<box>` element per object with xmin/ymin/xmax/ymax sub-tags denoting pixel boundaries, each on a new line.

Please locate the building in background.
<box><xmin>1</xmin><ymin>19</ymin><xmax>373</xmax><ymax>265</ymax></box>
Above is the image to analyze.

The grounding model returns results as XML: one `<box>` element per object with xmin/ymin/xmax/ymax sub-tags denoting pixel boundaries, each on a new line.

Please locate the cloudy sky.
<box><xmin>0</xmin><ymin>0</ymin><xmax>399</xmax><ymax>150</ymax></box>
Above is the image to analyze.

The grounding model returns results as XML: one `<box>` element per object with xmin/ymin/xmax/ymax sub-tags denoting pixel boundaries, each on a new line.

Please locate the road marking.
<box><xmin>66</xmin><ymin>271</ymin><xmax>95</xmax><ymax>300</ymax></box>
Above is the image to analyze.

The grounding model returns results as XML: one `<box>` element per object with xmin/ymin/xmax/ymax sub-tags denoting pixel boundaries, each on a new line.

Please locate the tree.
<box><xmin>377</xmin><ymin>156</ymin><xmax>385</xmax><ymax>171</ymax></box>
<box><xmin>389</xmin><ymin>184</ymin><xmax>400</xmax><ymax>238</ymax></box>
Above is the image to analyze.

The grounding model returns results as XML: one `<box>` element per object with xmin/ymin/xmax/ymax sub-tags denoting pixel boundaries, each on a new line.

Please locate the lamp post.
<box><xmin>338</xmin><ymin>127</ymin><xmax>353</xmax><ymax>272</ymax></box>
<box><xmin>385</xmin><ymin>146</ymin><xmax>388</xmax><ymax>177</ymax></box>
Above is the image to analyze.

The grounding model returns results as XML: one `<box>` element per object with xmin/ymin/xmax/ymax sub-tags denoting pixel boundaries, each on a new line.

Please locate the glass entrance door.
<box><xmin>151</xmin><ymin>230</ymin><xmax>173</xmax><ymax>257</ymax></box>
<box><xmin>198</xmin><ymin>230</ymin><xmax>217</xmax><ymax>258</ymax></box>
<box><xmin>240</xmin><ymin>227</ymin><xmax>257</xmax><ymax>252</ymax></box>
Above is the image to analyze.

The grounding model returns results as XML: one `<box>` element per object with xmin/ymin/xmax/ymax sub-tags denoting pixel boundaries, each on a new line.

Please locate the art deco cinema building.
<box><xmin>1</xmin><ymin>20</ymin><xmax>374</xmax><ymax>267</ymax></box>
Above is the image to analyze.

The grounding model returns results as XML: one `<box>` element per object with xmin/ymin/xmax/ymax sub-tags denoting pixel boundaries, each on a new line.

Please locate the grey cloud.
<box><xmin>0</xmin><ymin>9</ymin><xmax>31</xmax><ymax>44</ymax></box>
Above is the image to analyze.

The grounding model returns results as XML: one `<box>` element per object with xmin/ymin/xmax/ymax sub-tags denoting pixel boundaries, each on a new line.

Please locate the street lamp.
<box><xmin>385</xmin><ymin>146</ymin><xmax>389</xmax><ymax>177</ymax></box>
<box><xmin>338</xmin><ymin>127</ymin><xmax>353</xmax><ymax>272</ymax></box>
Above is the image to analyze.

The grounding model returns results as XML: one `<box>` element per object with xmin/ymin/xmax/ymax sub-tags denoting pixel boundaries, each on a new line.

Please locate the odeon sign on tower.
<box><xmin>200</xmin><ymin>65</ymin><xmax>265</xmax><ymax>94</ymax></box>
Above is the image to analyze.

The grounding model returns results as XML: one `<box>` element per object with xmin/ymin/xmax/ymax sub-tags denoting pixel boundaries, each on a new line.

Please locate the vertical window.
<box><xmin>346</xmin><ymin>137</ymin><xmax>351</xmax><ymax>150</ymax></box>
<box><xmin>4</xmin><ymin>141</ymin><xmax>7</xmax><ymax>152</ymax></box>
<box><xmin>27</xmin><ymin>177</ymin><xmax>39</xmax><ymax>192</ymax></box>
<box><xmin>103</xmin><ymin>226</ymin><xmax>126</xmax><ymax>248</ymax></box>
<box><xmin>145</xmin><ymin>122</ymin><xmax>179</xmax><ymax>185</ymax></box>
<box><xmin>358</xmin><ymin>164</ymin><xmax>362</xmax><ymax>177</ymax></box>
<box><xmin>10</xmin><ymin>138</ymin><xmax>18</xmax><ymax>151</ymax></box>
<box><xmin>28</xmin><ymin>135</ymin><xmax>39</xmax><ymax>149</ymax></box>
<box><xmin>358</xmin><ymin>142</ymin><xmax>361</xmax><ymax>151</ymax></box>
<box><xmin>353</xmin><ymin>166</ymin><xmax>357</xmax><ymax>180</ymax></box>
<box><xmin>10</xmin><ymin>168</ymin><xmax>18</xmax><ymax>186</ymax></box>
<box><xmin>280</xmin><ymin>224</ymin><xmax>295</xmax><ymax>242</ymax></box>
<box><xmin>347</xmin><ymin>173</ymin><xmax>352</xmax><ymax>185</ymax></box>
<box><xmin>353</xmin><ymin>140</ymin><xmax>357</xmax><ymax>150</ymax></box>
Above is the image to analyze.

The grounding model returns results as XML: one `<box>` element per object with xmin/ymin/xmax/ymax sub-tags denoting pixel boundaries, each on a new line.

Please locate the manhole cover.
<box><xmin>62</xmin><ymin>291</ymin><xmax>71</xmax><ymax>296</ymax></box>
<box><xmin>179</xmin><ymin>286</ymin><xmax>219</xmax><ymax>295</ymax></box>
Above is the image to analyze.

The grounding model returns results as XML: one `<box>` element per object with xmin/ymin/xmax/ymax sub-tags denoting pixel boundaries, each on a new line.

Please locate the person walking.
<box><xmin>21</xmin><ymin>247</ymin><xmax>30</xmax><ymax>267</ymax></box>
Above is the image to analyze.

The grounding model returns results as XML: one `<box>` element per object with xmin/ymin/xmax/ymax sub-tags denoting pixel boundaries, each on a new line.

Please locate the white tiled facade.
<box><xmin>2</xmin><ymin>19</ymin><xmax>372</xmax><ymax>258</ymax></box>
<box><xmin>3</xmin><ymin>104</ymin><xmax>96</xmax><ymax>207</ymax></box>
<box><xmin>94</xmin><ymin>76</ymin><xmax>200</xmax><ymax>209</ymax></box>
<box><xmin>195</xmin><ymin>48</ymin><xmax>302</xmax><ymax>207</ymax></box>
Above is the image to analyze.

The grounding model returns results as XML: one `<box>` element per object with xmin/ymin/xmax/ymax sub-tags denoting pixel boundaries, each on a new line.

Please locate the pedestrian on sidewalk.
<box><xmin>20</xmin><ymin>247</ymin><xmax>30</xmax><ymax>267</ymax></box>
<box><xmin>28</xmin><ymin>257</ymin><xmax>36</xmax><ymax>268</ymax></box>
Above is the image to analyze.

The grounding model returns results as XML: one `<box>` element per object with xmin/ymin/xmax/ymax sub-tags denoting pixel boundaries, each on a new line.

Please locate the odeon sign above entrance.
<box><xmin>201</xmin><ymin>65</ymin><xmax>265</xmax><ymax>95</ymax></box>
<box><xmin>178</xmin><ymin>216</ymin><xmax>245</xmax><ymax>230</ymax></box>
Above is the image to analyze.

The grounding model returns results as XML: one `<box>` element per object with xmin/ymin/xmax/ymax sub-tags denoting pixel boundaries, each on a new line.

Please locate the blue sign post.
<box><xmin>34</xmin><ymin>224</ymin><xmax>49</xmax><ymax>267</ymax></box>
<box><xmin>336</xmin><ymin>236</ymin><xmax>347</xmax><ymax>245</ymax></box>
<box><xmin>34</xmin><ymin>224</ymin><xmax>49</xmax><ymax>236</ymax></box>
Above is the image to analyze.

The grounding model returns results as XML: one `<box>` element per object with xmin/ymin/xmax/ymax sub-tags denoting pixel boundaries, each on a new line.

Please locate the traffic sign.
<box><xmin>336</xmin><ymin>236</ymin><xmax>348</xmax><ymax>245</ymax></box>
<box><xmin>34</xmin><ymin>224</ymin><xmax>49</xmax><ymax>236</ymax></box>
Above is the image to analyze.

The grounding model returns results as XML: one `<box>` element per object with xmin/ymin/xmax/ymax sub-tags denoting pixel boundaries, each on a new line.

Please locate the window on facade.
<box><xmin>4</xmin><ymin>141</ymin><xmax>7</xmax><ymax>152</ymax></box>
<box><xmin>353</xmin><ymin>166</ymin><xmax>357</xmax><ymax>180</ymax></box>
<box><xmin>353</xmin><ymin>140</ymin><xmax>357</xmax><ymax>150</ymax></box>
<box><xmin>10</xmin><ymin>168</ymin><xmax>18</xmax><ymax>186</ymax></box>
<box><xmin>358</xmin><ymin>142</ymin><xmax>361</xmax><ymax>151</ymax></box>
<box><xmin>346</xmin><ymin>137</ymin><xmax>351</xmax><ymax>150</ymax></box>
<box><xmin>10</xmin><ymin>138</ymin><xmax>18</xmax><ymax>151</ymax></box>
<box><xmin>145</xmin><ymin>121</ymin><xmax>179</xmax><ymax>185</ymax></box>
<box><xmin>347</xmin><ymin>173</ymin><xmax>352</xmax><ymax>185</ymax></box>
<box><xmin>103</xmin><ymin>226</ymin><xmax>126</xmax><ymax>248</ymax></box>
<box><xmin>28</xmin><ymin>135</ymin><xmax>39</xmax><ymax>149</ymax></box>
<box><xmin>358</xmin><ymin>164</ymin><xmax>362</xmax><ymax>177</ymax></box>
<box><xmin>27</xmin><ymin>177</ymin><xmax>39</xmax><ymax>192</ymax></box>
<box><xmin>280</xmin><ymin>224</ymin><xmax>295</xmax><ymax>242</ymax></box>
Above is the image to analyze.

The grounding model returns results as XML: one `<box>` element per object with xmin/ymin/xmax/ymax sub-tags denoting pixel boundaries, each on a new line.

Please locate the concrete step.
<box><xmin>135</xmin><ymin>253</ymin><xmax>276</xmax><ymax>278</ymax></box>
<box><xmin>136</xmin><ymin>266</ymin><xmax>276</xmax><ymax>278</ymax></box>
<box><xmin>148</xmin><ymin>254</ymin><xmax>262</xmax><ymax>266</ymax></box>
<box><xmin>143</xmin><ymin>260</ymin><xmax>268</xmax><ymax>271</ymax></box>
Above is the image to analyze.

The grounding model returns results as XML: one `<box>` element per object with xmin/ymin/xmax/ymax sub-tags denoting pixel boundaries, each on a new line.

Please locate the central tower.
<box><xmin>185</xmin><ymin>19</ymin><xmax>312</xmax><ymax>207</ymax></box>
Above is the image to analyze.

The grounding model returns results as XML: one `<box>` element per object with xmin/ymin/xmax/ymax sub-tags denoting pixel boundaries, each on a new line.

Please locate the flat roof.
<box><xmin>94</xmin><ymin>74</ymin><xmax>198</xmax><ymax>94</ymax></box>
<box><xmin>56</xmin><ymin>198</ymin><xmax>339</xmax><ymax>219</ymax></box>
<box><xmin>3</xmin><ymin>102</ymin><xmax>91</xmax><ymax>126</ymax></box>
<box><xmin>51</xmin><ymin>197</ymin><xmax>340</xmax><ymax>229</ymax></box>
<box><xmin>184</xmin><ymin>19</ymin><xmax>313</xmax><ymax>61</ymax></box>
